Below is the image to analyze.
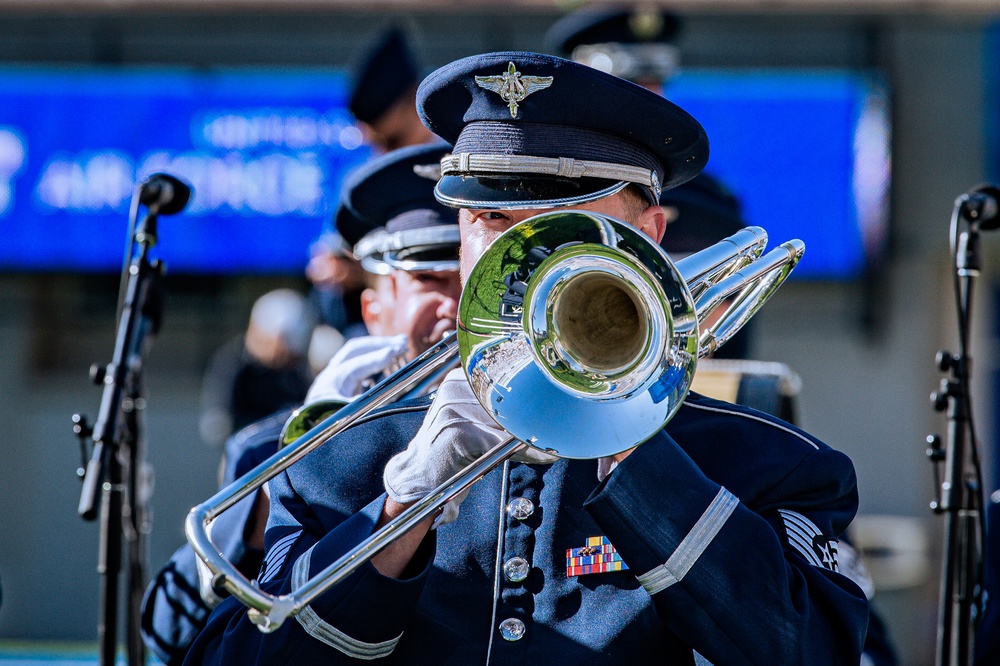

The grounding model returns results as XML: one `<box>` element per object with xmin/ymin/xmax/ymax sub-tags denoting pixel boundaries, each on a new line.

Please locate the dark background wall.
<box><xmin>0</xmin><ymin>8</ymin><xmax>995</xmax><ymax>665</ymax></box>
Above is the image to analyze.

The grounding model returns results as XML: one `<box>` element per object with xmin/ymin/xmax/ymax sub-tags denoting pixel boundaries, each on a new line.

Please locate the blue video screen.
<box><xmin>0</xmin><ymin>66</ymin><xmax>888</xmax><ymax>278</ymax></box>
<box><xmin>665</xmin><ymin>70</ymin><xmax>891</xmax><ymax>280</ymax></box>
<box><xmin>0</xmin><ymin>66</ymin><xmax>371</xmax><ymax>273</ymax></box>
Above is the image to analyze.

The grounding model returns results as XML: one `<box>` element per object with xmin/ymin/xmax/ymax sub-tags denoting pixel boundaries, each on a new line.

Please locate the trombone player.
<box><xmin>143</xmin><ymin>142</ymin><xmax>461</xmax><ymax>665</ymax></box>
<box><xmin>187</xmin><ymin>52</ymin><xmax>867</xmax><ymax>664</ymax></box>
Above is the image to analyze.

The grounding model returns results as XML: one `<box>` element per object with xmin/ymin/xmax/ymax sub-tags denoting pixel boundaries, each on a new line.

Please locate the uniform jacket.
<box><xmin>142</xmin><ymin>409</ymin><xmax>290</xmax><ymax>665</ymax></box>
<box><xmin>186</xmin><ymin>391</ymin><xmax>867</xmax><ymax>665</ymax></box>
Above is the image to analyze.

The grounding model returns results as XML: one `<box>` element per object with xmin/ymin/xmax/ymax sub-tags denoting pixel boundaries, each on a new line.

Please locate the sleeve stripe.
<box><xmin>780</xmin><ymin>510</ymin><xmax>817</xmax><ymax>534</ymax></box>
<box><xmin>784</xmin><ymin>534</ymin><xmax>821</xmax><ymax>567</ymax></box>
<box><xmin>785</xmin><ymin>527</ymin><xmax>817</xmax><ymax>553</ymax></box>
<box><xmin>778</xmin><ymin>509</ymin><xmax>826</xmax><ymax>568</ymax></box>
<box><xmin>784</xmin><ymin>529</ymin><xmax>813</xmax><ymax>553</ymax></box>
<box><xmin>292</xmin><ymin>547</ymin><xmax>402</xmax><ymax>659</ymax></box>
<box><xmin>258</xmin><ymin>530</ymin><xmax>302</xmax><ymax>584</ymax></box>
<box><xmin>636</xmin><ymin>487</ymin><xmax>739</xmax><ymax>595</ymax></box>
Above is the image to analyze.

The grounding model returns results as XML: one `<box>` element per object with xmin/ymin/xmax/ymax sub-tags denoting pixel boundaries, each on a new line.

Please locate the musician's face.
<box><xmin>457</xmin><ymin>192</ymin><xmax>666</xmax><ymax>284</ymax></box>
<box><xmin>386</xmin><ymin>269</ymin><xmax>461</xmax><ymax>360</ymax></box>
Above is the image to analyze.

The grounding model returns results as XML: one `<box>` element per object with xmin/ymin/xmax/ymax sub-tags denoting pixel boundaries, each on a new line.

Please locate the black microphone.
<box><xmin>959</xmin><ymin>184</ymin><xmax>1000</xmax><ymax>230</ymax></box>
<box><xmin>139</xmin><ymin>173</ymin><xmax>192</xmax><ymax>215</ymax></box>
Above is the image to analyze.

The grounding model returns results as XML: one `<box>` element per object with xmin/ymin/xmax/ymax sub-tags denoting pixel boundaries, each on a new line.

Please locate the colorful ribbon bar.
<box><xmin>566</xmin><ymin>536</ymin><xmax>629</xmax><ymax>577</ymax></box>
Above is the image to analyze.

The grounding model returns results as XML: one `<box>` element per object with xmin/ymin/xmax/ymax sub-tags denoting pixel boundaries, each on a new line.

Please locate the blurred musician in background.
<box><xmin>304</xmin><ymin>228</ymin><xmax>369</xmax><ymax>375</ymax></box>
<box><xmin>304</xmin><ymin>25</ymin><xmax>445</xmax><ymax>372</ymax></box>
<box><xmin>347</xmin><ymin>27</ymin><xmax>438</xmax><ymax>154</ymax></box>
<box><xmin>544</xmin><ymin>4</ymin><xmax>683</xmax><ymax>93</ymax></box>
<box><xmin>198</xmin><ymin>289</ymin><xmax>314</xmax><ymax>448</ymax></box>
<box><xmin>187</xmin><ymin>51</ymin><xmax>867</xmax><ymax>665</ymax></box>
<box><xmin>307</xmin><ymin>142</ymin><xmax>461</xmax><ymax>405</ymax></box>
<box><xmin>142</xmin><ymin>143</ymin><xmax>459</xmax><ymax>665</ymax></box>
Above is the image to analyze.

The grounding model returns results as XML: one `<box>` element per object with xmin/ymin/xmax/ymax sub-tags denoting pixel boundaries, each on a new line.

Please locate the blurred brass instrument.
<box><xmin>186</xmin><ymin>210</ymin><xmax>804</xmax><ymax>632</ymax></box>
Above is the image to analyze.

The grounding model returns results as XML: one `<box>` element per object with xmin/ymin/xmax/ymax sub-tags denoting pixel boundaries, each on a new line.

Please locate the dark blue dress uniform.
<box><xmin>142</xmin><ymin>409</ymin><xmax>289</xmax><ymax>665</ymax></box>
<box><xmin>185</xmin><ymin>51</ymin><xmax>868</xmax><ymax>664</ymax></box>
<box><xmin>185</xmin><ymin>392</ymin><xmax>865</xmax><ymax>665</ymax></box>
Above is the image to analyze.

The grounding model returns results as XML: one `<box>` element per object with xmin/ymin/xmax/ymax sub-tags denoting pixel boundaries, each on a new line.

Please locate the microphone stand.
<box><xmin>928</xmin><ymin>191</ymin><xmax>991</xmax><ymax>666</ymax></box>
<box><xmin>77</xmin><ymin>190</ymin><xmax>166</xmax><ymax>666</ymax></box>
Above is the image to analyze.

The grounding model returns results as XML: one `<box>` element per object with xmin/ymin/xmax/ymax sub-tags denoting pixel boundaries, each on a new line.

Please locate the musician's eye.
<box><xmin>474</xmin><ymin>210</ymin><xmax>514</xmax><ymax>224</ymax></box>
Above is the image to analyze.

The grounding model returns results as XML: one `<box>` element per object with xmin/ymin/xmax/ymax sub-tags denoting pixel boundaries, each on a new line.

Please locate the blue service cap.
<box><xmin>348</xmin><ymin>27</ymin><xmax>419</xmax><ymax>125</ymax></box>
<box><xmin>334</xmin><ymin>142</ymin><xmax>459</xmax><ymax>274</ymax></box>
<box><xmin>659</xmin><ymin>173</ymin><xmax>745</xmax><ymax>256</ymax></box>
<box><xmin>416</xmin><ymin>51</ymin><xmax>707</xmax><ymax>210</ymax></box>
<box><xmin>544</xmin><ymin>7</ymin><xmax>682</xmax><ymax>83</ymax></box>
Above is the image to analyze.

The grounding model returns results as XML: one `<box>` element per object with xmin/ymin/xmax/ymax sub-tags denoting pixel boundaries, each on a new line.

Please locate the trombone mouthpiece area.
<box><xmin>457</xmin><ymin>209</ymin><xmax>698</xmax><ymax>459</ymax></box>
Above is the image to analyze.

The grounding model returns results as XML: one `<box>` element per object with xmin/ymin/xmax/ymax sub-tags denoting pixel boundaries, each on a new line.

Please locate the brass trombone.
<box><xmin>185</xmin><ymin>210</ymin><xmax>803</xmax><ymax>632</ymax></box>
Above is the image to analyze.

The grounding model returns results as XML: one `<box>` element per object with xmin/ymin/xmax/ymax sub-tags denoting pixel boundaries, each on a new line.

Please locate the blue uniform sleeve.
<box><xmin>142</xmin><ymin>412</ymin><xmax>287</xmax><ymax>664</ymax></box>
<box><xmin>141</xmin><ymin>542</ymin><xmax>212</xmax><ymax>666</ymax></box>
<box><xmin>141</xmin><ymin>490</ymin><xmax>262</xmax><ymax>665</ymax></box>
<box><xmin>584</xmin><ymin>430</ymin><xmax>868</xmax><ymax>666</ymax></box>
<box><xmin>185</xmin><ymin>477</ymin><xmax>435</xmax><ymax>666</ymax></box>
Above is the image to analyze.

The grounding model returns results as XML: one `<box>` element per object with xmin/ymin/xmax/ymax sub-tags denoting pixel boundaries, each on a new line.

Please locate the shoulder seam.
<box><xmin>683</xmin><ymin>401</ymin><xmax>819</xmax><ymax>450</ymax></box>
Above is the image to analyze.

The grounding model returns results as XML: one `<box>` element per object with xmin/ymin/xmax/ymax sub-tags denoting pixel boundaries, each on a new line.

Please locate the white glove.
<box><xmin>383</xmin><ymin>368</ymin><xmax>557</xmax><ymax>527</ymax></box>
<box><xmin>305</xmin><ymin>334</ymin><xmax>409</xmax><ymax>404</ymax></box>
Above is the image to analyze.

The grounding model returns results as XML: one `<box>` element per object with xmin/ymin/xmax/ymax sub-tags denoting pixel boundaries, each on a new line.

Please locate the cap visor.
<box><xmin>435</xmin><ymin>174</ymin><xmax>628</xmax><ymax>210</ymax></box>
<box><xmin>386</xmin><ymin>246</ymin><xmax>461</xmax><ymax>272</ymax></box>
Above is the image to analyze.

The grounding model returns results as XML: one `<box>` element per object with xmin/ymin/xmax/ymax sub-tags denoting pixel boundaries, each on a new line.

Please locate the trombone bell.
<box><xmin>459</xmin><ymin>211</ymin><xmax>699</xmax><ymax>459</ymax></box>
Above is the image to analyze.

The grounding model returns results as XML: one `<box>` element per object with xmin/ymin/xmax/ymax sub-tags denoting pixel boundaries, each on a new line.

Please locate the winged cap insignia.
<box><xmin>475</xmin><ymin>62</ymin><xmax>554</xmax><ymax>119</ymax></box>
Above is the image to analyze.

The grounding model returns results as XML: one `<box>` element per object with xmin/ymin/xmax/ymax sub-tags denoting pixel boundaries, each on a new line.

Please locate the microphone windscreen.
<box><xmin>140</xmin><ymin>173</ymin><xmax>192</xmax><ymax>215</ymax></box>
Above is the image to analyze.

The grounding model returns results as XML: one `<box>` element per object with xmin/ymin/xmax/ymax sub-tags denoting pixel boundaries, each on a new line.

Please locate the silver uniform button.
<box><xmin>498</xmin><ymin>618</ymin><xmax>526</xmax><ymax>641</ymax></box>
<box><xmin>506</xmin><ymin>497</ymin><xmax>535</xmax><ymax>521</ymax></box>
<box><xmin>503</xmin><ymin>556</ymin><xmax>530</xmax><ymax>582</ymax></box>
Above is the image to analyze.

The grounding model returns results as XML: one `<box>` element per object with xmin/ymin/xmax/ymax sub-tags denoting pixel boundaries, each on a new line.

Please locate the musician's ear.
<box><xmin>636</xmin><ymin>204</ymin><xmax>667</xmax><ymax>244</ymax></box>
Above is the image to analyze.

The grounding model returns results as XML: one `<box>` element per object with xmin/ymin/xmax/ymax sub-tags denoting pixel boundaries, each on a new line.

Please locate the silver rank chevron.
<box><xmin>475</xmin><ymin>62</ymin><xmax>553</xmax><ymax>119</ymax></box>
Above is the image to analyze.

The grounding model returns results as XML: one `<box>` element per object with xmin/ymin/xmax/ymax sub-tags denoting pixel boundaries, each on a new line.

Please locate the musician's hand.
<box><xmin>383</xmin><ymin>368</ymin><xmax>556</xmax><ymax>527</ymax></box>
<box><xmin>306</xmin><ymin>334</ymin><xmax>409</xmax><ymax>404</ymax></box>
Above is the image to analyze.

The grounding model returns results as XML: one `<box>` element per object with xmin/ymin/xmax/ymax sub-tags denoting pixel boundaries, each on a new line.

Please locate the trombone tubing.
<box><xmin>277</xmin><ymin>437</ymin><xmax>528</xmax><ymax>631</ymax></box>
<box><xmin>675</xmin><ymin>226</ymin><xmax>769</xmax><ymax>299</ymax></box>
<box><xmin>185</xmin><ymin>223</ymin><xmax>804</xmax><ymax>632</ymax></box>
<box><xmin>695</xmin><ymin>239</ymin><xmax>805</xmax><ymax>357</ymax></box>
<box><xmin>184</xmin><ymin>333</ymin><xmax>460</xmax><ymax>614</ymax></box>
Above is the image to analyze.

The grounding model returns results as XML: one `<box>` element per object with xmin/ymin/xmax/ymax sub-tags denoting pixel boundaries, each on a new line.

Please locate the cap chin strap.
<box><xmin>440</xmin><ymin>153</ymin><xmax>662</xmax><ymax>200</ymax></box>
<box><xmin>383</xmin><ymin>255</ymin><xmax>460</xmax><ymax>273</ymax></box>
<box><xmin>359</xmin><ymin>252</ymin><xmax>460</xmax><ymax>275</ymax></box>
<box><xmin>355</xmin><ymin>226</ymin><xmax>461</xmax><ymax>275</ymax></box>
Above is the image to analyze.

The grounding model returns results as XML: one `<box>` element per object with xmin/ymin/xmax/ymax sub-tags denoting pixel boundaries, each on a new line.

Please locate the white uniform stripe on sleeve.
<box><xmin>636</xmin><ymin>487</ymin><xmax>739</xmax><ymax>595</ymax></box>
<box><xmin>778</xmin><ymin>509</ymin><xmax>830</xmax><ymax>569</ymax></box>
<box><xmin>780</xmin><ymin>510</ymin><xmax>818</xmax><ymax>535</ymax></box>
<box><xmin>292</xmin><ymin>546</ymin><xmax>402</xmax><ymax>659</ymax></box>
<box><xmin>258</xmin><ymin>530</ymin><xmax>302</xmax><ymax>584</ymax></box>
